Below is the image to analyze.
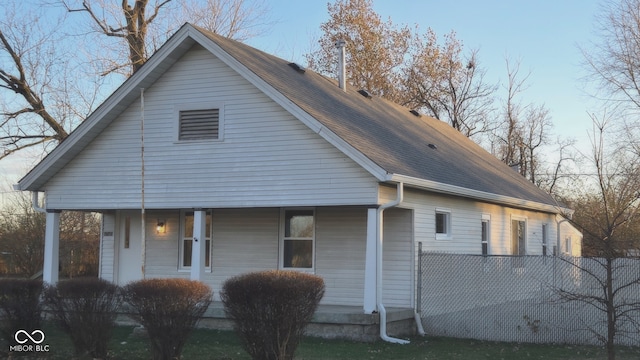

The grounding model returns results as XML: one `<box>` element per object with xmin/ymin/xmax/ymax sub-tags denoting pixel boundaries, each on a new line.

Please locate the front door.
<box><xmin>118</xmin><ymin>211</ymin><xmax>143</xmax><ymax>285</ymax></box>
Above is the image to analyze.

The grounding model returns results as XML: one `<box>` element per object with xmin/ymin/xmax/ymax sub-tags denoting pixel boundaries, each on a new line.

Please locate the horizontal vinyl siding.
<box><xmin>401</xmin><ymin>187</ymin><xmax>558</xmax><ymax>256</ymax></box>
<box><xmin>144</xmin><ymin>210</ymin><xmax>185</xmax><ymax>280</ymax></box>
<box><xmin>99</xmin><ymin>212</ymin><xmax>116</xmax><ymax>282</ymax></box>
<box><xmin>315</xmin><ymin>207</ymin><xmax>367</xmax><ymax>306</ymax></box>
<box><xmin>208</xmin><ymin>208</ymin><xmax>280</xmax><ymax>301</ymax></box>
<box><xmin>382</xmin><ymin>208</ymin><xmax>413</xmax><ymax>307</ymax></box>
<box><xmin>143</xmin><ymin>208</ymin><xmax>280</xmax><ymax>300</ymax></box>
<box><xmin>44</xmin><ymin>45</ymin><xmax>377</xmax><ymax>210</ymax></box>
<box><xmin>128</xmin><ymin>207</ymin><xmax>374</xmax><ymax>306</ymax></box>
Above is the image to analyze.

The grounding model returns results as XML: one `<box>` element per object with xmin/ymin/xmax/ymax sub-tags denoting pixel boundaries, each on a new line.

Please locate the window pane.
<box><xmin>481</xmin><ymin>221</ymin><xmax>488</xmax><ymax>255</ymax></box>
<box><xmin>183</xmin><ymin>239</ymin><xmax>192</xmax><ymax>267</ymax></box>
<box><xmin>511</xmin><ymin>220</ymin><xmax>526</xmax><ymax>255</ymax></box>
<box><xmin>184</xmin><ymin>212</ymin><xmax>194</xmax><ymax>238</ymax></box>
<box><xmin>206</xmin><ymin>239</ymin><xmax>210</xmax><ymax>267</ymax></box>
<box><xmin>436</xmin><ymin>213</ymin><xmax>447</xmax><ymax>234</ymax></box>
<box><xmin>283</xmin><ymin>239</ymin><xmax>313</xmax><ymax>268</ymax></box>
<box><xmin>285</xmin><ymin>211</ymin><xmax>314</xmax><ymax>238</ymax></box>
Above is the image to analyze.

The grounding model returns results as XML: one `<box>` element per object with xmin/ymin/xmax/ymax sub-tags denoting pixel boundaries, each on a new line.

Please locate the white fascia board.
<box><xmin>389</xmin><ymin>174</ymin><xmax>570</xmax><ymax>214</ymax></box>
<box><xmin>189</xmin><ymin>29</ymin><xmax>388</xmax><ymax>182</ymax></box>
<box><xmin>16</xmin><ymin>26</ymin><xmax>196</xmax><ymax>191</ymax></box>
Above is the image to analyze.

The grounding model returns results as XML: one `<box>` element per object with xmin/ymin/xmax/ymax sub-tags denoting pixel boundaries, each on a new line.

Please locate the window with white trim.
<box><xmin>435</xmin><ymin>209</ymin><xmax>451</xmax><ymax>240</ymax></box>
<box><xmin>281</xmin><ymin>209</ymin><xmax>315</xmax><ymax>269</ymax></box>
<box><xmin>481</xmin><ymin>215</ymin><xmax>490</xmax><ymax>255</ymax></box>
<box><xmin>179</xmin><ymin>210</ymin><xmax>212</xmax><ymax>270</ymax></box>
<box><xmin>511</xmin><ymin>218</ymin><xmax>526</xmax><ymax>255</ymax></box>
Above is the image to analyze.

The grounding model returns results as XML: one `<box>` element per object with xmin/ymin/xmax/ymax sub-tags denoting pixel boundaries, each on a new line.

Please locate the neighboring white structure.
<box><xmin>15</xmin><ymin>24</ymin><xmax>580</xmax><ymax>335</ymax></box>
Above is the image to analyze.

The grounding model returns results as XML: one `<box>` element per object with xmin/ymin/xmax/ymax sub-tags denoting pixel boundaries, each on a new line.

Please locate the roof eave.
<box><xmin>389</xmin><ymin>174</ymin><xmax>570</xmax><ymax>214</ymax></box>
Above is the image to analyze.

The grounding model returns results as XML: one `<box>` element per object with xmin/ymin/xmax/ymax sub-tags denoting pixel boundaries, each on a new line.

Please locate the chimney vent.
<box><xmin>335</xmin><ymin>39</ymin><xmax>347</xmax><ymax>91</ymax></box>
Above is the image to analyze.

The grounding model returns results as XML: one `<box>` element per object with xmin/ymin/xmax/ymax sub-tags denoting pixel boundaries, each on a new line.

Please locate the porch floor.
<box><xmin>203</xmin><ymin>302</ymin><xmax>416</xmax><ymax>342</ymax></box>
<box><xmin>118</xmin><ymin>302</ymin><xmax>417</xmax><ymax>342</ymax></box>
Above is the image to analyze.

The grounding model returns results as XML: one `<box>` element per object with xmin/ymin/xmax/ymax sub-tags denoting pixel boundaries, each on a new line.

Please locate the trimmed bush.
<box><xmin>0</xmin><ymin>278</ymin><xmax>43</xmax><ymax>346</ymax></box>
<box><xmin>43</xmin><ymin>277</ymin><xmax>121</xmax><ymax>359</ymax></box>
<box><xmin>122</xmin><ymin>278</ymin><xmax>212</xmax><ymax>360</ymax></box>
<box><xmin>221</xmin><ymin>270</ymin><xmax>325</xmax><ymax>360</ymax></box>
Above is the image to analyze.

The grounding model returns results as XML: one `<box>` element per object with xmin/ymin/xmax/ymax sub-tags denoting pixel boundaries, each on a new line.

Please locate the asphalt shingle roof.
<box><xmin>195</xmin><ymin>26</ymin><xmax>558</xmax><ymax>208</ymax></box>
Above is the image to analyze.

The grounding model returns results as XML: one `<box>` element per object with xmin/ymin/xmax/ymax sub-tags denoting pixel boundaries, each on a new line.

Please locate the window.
<box><xmin>124</xmin><ymin>216</ymin><xmax>131</xmax><ymax>249</ymax></box>
<box><xmin>481</xmin><ymin>215</ymin><xmax>490</xmax><ymax>255</ymax></box>
<box><xmin>542</xmin><ymin>224</ymin><xmax>548</xmax><ymax>256</ymax></box>
<box><xmin>435</xmin><ymin>209</ymin><xmax>451</xmax><ymax>240</ymax></box>
<box><xmin>180</xmin><ymin>211</ymin><xmax>212</xmax><ymax>270</ymax></box>
<box><xmin>281</xmin><ymin>209</ymin><xmax>314</xmax><ymax>269</ymax></box>
<box><xmin>511</xmin><ymin>219</ymin><xmax>526</xmax><ymax>255</ymax></box>
<box><xmin>564</xmin><ymin>236</ymin><xmax>572</xmax><ymax>255</ymax></box>
<box><xmin>178</xmin><ymin>108</ymin><xmax>220</xmax><ymax>141</ymax></box>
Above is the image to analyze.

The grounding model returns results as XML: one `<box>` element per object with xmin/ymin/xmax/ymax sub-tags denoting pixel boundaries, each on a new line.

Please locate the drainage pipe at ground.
<box><xmin>377</xmin><ymin>182</ymin><xmax>410</xmax><ymax>344</ymax></box>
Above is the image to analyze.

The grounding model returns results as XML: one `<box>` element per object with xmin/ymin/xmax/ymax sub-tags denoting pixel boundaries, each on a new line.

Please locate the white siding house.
<box><xmin>15</xmin><ymin>24</ymin><xmax>580</xmax><ymax>340</ymax></box>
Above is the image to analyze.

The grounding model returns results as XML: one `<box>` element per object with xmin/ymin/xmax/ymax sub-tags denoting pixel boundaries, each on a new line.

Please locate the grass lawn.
<box><xmin>4</xmin><ymin>323</ymin><xmax>640</xmax><ymax>359</ymax></box>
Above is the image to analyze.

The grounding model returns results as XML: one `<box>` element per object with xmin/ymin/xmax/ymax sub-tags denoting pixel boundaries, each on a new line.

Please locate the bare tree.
<box><xmin>583</xmin><ymin>0</ymin><xmax>640</xmax><ymax>109</ymax></box>
<box><xmin>583</xmin><ymin>0</ymin><xmax>640</xmax><ymax>156</ymax></box>
<box><xmin>63</xmin><ymin>0</ymin><xmax>272</xmax><ymax>76</ymax></box>
<box><xmin>0</xmin><ymin>193</ymin><xmax>46</xmax><ymax>277</ymax></box>
<box><xmin>0</xmin><ymin>3</ymin><xmax>84</xmax><ymax>159</ymax></box>
<box><xmin>0</xmin><ymin>192</ymin><xmax>102</xmax><ymax>277</ymax></box>
<box><xmin>493</xmin><ymin>59</ymin><xmax>553</xmax><ymax>183</ymax></box>
<box><xmin>552</xmin><ymin>114</ymin><xmax>640</xmax><ymax>360</ymax></box>
<box><xmin>405</xmin><ymin>38</ymin><xmax>496</xmax><ymax>138</ymax></box>
<box><xmin>305</xmin><ymin>0</ymin><xmax>412</xmax><ymax>104</ymax></box>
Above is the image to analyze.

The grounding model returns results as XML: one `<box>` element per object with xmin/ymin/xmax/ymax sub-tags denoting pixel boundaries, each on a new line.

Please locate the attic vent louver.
<box><xmin>410</xmin><ymin>109</ymin><xmax>421</xmax><ymax>117</ymax></box>
<box><xmin>288</xmin><ymin>62</ymin><xmax>306</xmax><ymax>73</ymax></box>
<box><xmin>358</xmin><ymin>89</ymin><xmax>372</xmax><ymax>98</ymax></box>
<box><xmin>179</xmin><ymin>109</ymin><xmax>219</xmax><ymax>140</ymax></box>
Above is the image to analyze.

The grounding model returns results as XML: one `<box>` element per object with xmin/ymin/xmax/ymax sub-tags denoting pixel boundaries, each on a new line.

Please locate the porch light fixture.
<box><xmin>156</xmin><ymin>220</ymin><xmax>166</xmax><ymax>234</ymax></box>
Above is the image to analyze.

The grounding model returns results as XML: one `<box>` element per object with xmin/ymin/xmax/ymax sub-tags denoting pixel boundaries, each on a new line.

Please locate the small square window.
<box><xmin>435</xmin><ymin>209</ymin><xmax>451</xmax><ymax>240</ymax></box>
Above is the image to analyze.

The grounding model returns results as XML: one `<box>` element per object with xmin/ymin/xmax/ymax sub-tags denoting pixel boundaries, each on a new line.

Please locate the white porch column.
<box><xmin>363</xmin><ymin>207</ymin><xmax>378</xmax><ymax>313</ymax></box>
<box><xmin>190</xmin><ymin>210</ymin><xmax>207</xmax><ymax>281</ymax></box>
<box><xmin>43</xmin><ymin>211</ymin><xmax>61</xmax><ymax>284</ymax></box>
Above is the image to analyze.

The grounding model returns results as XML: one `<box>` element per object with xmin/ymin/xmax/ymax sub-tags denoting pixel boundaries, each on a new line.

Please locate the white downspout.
<box><xmin>556</xmin><ymin>216</ymin><xmax>569</xmax><ymax>256</ymax></box>
<box><xmin>377</xmin><ymin>182</ymin><xmax>410</xmax><ymax>344</ymax></box>
<box><xmin>32</xmin><ymin>191</ymin><xmax>46</xmax><ymax>213</ymax></box>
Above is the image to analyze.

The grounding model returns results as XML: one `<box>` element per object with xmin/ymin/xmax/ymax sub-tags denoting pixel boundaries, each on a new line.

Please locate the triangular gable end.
<box><xmin>16</xmin><ymin>23</ymin><xmax>388</xmax><ymax>192</ymax></box>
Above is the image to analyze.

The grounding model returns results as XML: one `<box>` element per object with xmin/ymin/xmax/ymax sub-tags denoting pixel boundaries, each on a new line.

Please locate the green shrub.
<box><xmin>43</xmin><ymin>277</ymin><xmax>121</xmax><ymax>359</ymax></box>
<box><xmin>0</xmin><ymin>278</ymin><xmax>43</xmax><ymax>346</ymax></box>
<box><xmin>122</xmin><ymin>278</ymin><xmax>212</xmax><ymax>360</ymax></box>
<box><xmin>221</xmin><ymin>270</ymin><xmax>325</xmax><ymax>360</ymax></box>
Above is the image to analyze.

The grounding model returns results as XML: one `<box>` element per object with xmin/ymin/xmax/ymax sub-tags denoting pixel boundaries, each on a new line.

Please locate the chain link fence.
<box><xmin>417</xmin><ymin>249</ymin><xmax>640</xmax><ymax>346</ymax></box>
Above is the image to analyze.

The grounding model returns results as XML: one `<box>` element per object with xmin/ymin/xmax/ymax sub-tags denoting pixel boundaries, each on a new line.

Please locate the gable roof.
<box><xmin>16</xmin><ymin>23</ymin><xmax>563</xmax><ymax>213</ymax></box>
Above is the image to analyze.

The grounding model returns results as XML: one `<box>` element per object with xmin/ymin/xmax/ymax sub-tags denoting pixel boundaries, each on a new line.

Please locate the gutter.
<box><xmin>389</xmin><ymin>174</ymin><xmax>569</xmax><ymax>215</ymax></box>
<box><xmin>31</xmin><ymin>191</ymin><xmax>46</xmax><ymax>213</ymax></box>
<box><xmin>377</xmin><ymin>182</ymin><xmax>410</xmax><ymax>344</ymax></box>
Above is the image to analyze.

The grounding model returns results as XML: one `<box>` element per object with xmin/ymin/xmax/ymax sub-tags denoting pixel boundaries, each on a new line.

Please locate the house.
<box><xmin>14</xmin><ymin>23</ymin><xmax>578</xmax><ymax>341</ymax></box>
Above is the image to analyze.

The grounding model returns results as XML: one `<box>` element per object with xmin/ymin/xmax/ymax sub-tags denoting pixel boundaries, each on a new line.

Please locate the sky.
<box><xmin>1</xmin><ymin>0</ymin><xmax>603</xmax><ymax>194</ymax></box>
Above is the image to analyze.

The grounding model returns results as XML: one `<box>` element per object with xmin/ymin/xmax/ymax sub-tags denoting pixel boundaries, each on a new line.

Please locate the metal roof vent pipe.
<box><xmin>335</xmin><ymin>39</ymin><xmax>347</xmax><ymax>91</ymax></box>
